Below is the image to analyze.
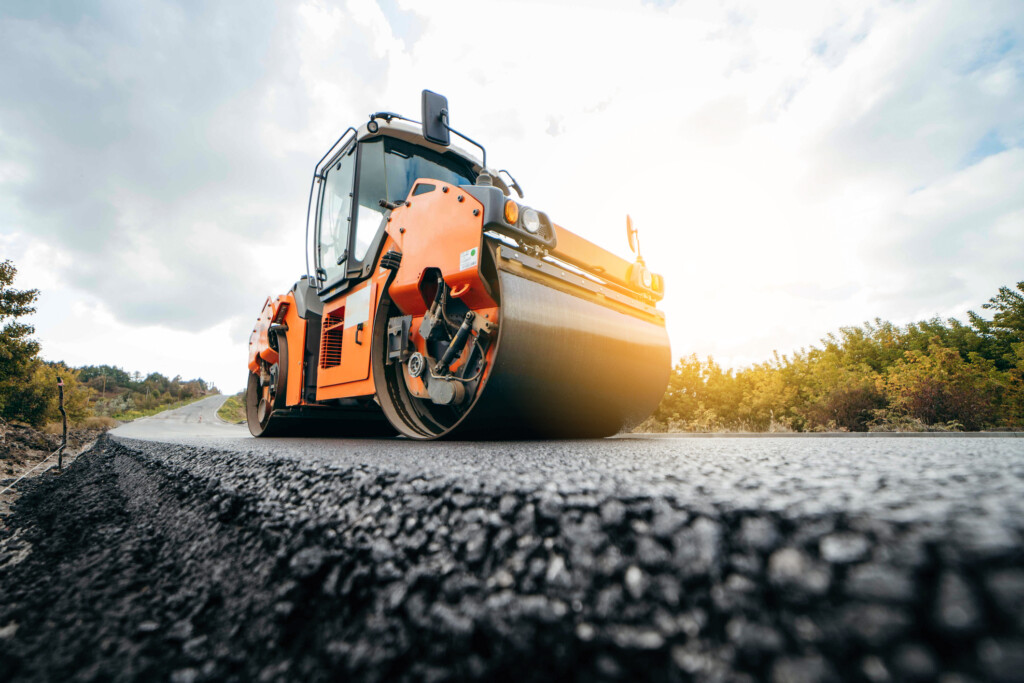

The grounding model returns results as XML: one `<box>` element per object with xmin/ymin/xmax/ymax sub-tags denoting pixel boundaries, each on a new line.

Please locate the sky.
<box><xmin>1</xmin><ymin>0</ymin><xmax>1022</xmax><ymax>393</ymax></box>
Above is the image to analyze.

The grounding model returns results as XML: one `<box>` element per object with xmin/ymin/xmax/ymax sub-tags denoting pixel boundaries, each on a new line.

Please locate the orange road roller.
<box><xmin>246</xmin><ymin>91</ymin><xmax>670</xmax><ymax>439</ymax></box>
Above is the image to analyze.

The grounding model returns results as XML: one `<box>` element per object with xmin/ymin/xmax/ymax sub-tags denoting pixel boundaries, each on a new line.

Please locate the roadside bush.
<box><xmin>882</xmin><ymin>343</ymin><xmax>1003</xmax><ymax>431</ymax></box>
<box><xmin>646</xmin><ymin>280</ymin><xmax>1023</xmax><ymax>432</ymax></box>
<box><xmin>867</xmin><ymin>411</ymin><xmax>963</xmax><ymax>432</ymax></box>
<box><xmin>8</xmin><ymin>362</ymin><xmax>94</xmax><ymax>428</ymax></box>
<box><xmin>41</xmin><ymin>422</ymin><xmax>64</xmax><ymax>435</ymax></box>
<box><xmin>79</xmin><ymin>416</ymin><xmax>118</xmax><ymax>430</ymax></box>
<box><xmin>95</xmin><ymin>392</ymin><xmax>135</xmax><ymax>417</ymax></box>
<box><xmin>801</xmin><ymin>383</ymin><xmax>886</xmax><ymax>432</ymax></box>
<box><xmin>735</xmin><ymin>360</ymin><xmax>799</xmax><ymax>431</ymax></box>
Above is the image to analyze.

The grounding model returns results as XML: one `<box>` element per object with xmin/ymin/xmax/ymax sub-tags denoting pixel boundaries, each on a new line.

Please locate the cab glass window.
<box><xmin>349</xmin><ymin>137</ymin><xmax>475</xmax><ymax>265</ymax></box>
<box><xmin>317</xmin><ymin>148</ymin><xmax>356</xmax><ymax>285</ymax></box>
<box><xmin>384</xmin><ymin>137</ymin><xmax>474</xmax><ymax>204</ymax></box>
<box><xmin>353</xmin><ymin>140</ymin><xmax>388</xmax><ymax>263</ymax></box>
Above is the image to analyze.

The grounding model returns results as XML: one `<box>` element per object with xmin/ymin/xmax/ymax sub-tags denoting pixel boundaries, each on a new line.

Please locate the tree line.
<box><xmin>0</xmin><ymin>259</ymin><xmax>215</xmax><ymax>427</ymax></box>
<box><xmin>646</xmin><ymin>281</ymin><xmax>1024</xmax><ymax>432</ymax></box>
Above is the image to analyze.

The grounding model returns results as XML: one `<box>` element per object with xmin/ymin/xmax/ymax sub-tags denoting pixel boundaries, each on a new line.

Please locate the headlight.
<box><xmin>641</xmin><ymin>268</ymin><xmax>653</xmax><ymax>289</ymax></box>
<box><xmin>522</xmin><ymin>207</ymin><xmax>541</xmax><ymax>233</ymax></box>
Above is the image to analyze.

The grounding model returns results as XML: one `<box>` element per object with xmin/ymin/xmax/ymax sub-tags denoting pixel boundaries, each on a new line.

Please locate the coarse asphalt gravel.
<box><xmin>0</xmin><ymin>395</ymin><xmax>1022</xmax><ymax>682</ymax></box>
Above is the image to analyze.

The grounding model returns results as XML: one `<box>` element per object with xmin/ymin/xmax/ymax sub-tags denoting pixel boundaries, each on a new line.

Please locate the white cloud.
<box><xmin>0</xmin><ymin>0</ymin><xmax>1022</xmax><ymax>390</ymax></box>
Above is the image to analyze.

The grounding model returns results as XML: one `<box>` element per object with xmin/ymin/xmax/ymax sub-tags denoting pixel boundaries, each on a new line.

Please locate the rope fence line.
<box><xmin>0</xmin><ymin>445</ymin><xmax>66</xmax><ymax>497</ymax></box>
<box><xmin>0</xmin><ymin>377</ymin><xmax>70</xmax><ymax>498</ymax></box>
<box><xmin>57</xmin><ymin>377</ymin><xmax>68</xmax><ymax>470</ymax></box>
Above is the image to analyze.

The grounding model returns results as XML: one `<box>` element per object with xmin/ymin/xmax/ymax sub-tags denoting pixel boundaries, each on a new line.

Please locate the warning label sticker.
<box><xmin>459</xmin><ymin>247</ymin><xmax>478</xmax><ymax>271</ymax></box>
<box><xmin>343</xmin><ymin>286</ymin><xmax>371</xmax><ymax>329</ymax></box>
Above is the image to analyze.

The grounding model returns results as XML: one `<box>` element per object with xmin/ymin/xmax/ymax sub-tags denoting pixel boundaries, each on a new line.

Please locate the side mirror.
<box><xmin>626</xmin><ymin>214</ymin><xmax>638</xmax><ymax>255</ymax></box>
<box><xmin>421</xmin><ymin>90</ymin><xmax>450</xmax><ymax>146</ymax></box>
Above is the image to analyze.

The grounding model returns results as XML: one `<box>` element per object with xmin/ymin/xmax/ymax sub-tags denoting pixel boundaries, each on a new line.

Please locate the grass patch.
<box><xmin>43</xmin><ymin>416</ymin><xmax>118</xmax><ymax>433</ymax></box>
<box><xmin>217</xmin><ymin>392</ymin><xmax>246</xmax><ymax>425</ymax></box>
<box><xmin>41</xmin><ymin>422</ymin><xmax>65</xmax><ymax>436</ymax></box>
<box><xmin>80</xmin><ymin>416</ymin><xmax>118</xmax><ymax>430</ymax></box>
<box><xmin>112</xmin><ymin>394</ymin><xmax>210</xmax><ymax>421</ymax></box>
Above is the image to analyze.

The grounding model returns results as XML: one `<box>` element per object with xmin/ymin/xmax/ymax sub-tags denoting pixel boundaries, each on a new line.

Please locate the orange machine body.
<box><xmin>249</xmin><ymin>183</ymin><xmax>662</xmax><ymax>409</ymax></box>
<box><xmin>386</xmin><ymin>181</ymin><xmax>497</xmax><ymax>313</ymax></box>
<box><xmin>315</xmin><ymin>180</ymin><xmax>500</xmax><ymax>402</ymax></box>
<box><xmin>244</xmin><ymin>102</ymin><xmax>669</xmax><ymax>440</ymax></box>
<box><xmin>248</xmin><ymin>292</ymin><xmax>309</xmax><ymax>406</ymax></box>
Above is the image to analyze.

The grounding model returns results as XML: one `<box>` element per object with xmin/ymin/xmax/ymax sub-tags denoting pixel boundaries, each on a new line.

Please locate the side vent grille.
<box><xmin>320</xmin><ymin>312</ymin><xmax>344</xmax><ymax>369</ymax></box>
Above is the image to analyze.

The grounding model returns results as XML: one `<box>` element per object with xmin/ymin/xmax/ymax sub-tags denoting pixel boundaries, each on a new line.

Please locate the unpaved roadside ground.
<box><xmin>0</xmin><ymin>422</ymin><xmax>104</xmax><ymax>520</ymax></box>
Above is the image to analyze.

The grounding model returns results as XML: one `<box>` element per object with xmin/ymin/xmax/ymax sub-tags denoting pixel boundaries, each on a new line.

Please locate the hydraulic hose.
<box><xmin>436</xmin><ymin>312</ymin><xmax>476</xmax><ymax>375</ymax></box>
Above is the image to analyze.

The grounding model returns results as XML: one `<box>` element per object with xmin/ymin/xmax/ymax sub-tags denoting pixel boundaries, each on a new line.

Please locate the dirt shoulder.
<box><xmin>0</xmin><ymin>421</ymin><xmax>106</xmax><ymax>520</ymax></box>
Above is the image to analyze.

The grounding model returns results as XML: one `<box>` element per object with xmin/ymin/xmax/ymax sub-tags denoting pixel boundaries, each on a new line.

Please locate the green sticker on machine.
<box><xmin>459</xmin><ymin>247</ymin><xmax>478</xmax><ymax>271</ymax></box>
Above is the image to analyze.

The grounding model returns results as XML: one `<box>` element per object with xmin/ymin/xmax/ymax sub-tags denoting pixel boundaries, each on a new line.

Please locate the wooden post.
<box><xmin>57</xmin><ymin>377</ymin><xmax>67</xmax><ymax>470</ymax></box>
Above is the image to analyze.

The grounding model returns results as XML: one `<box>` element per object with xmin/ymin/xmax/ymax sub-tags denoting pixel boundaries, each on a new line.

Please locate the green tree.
<box><xmin>144</xmin><ymin>372</ymin><xmax>170</xmax><ymax>394</ymax></box>
<box><xmin>652</xmin><ymin>354</ymin><xmax>705</xmax><ymax>425</ymax></box>
<box><xmin>970</xmin><ymin>281</ymin><xmax>1024</xmax><ymax>369</ymax></box>
<box><xmin>0</xmin><ymin>259</ymin><xmax>42</xmax><ymax>420</ymax></box>
<box><xmin>78</xmin><ymin>364</ymin><xmax>133</xmax><ymax>389</ymax></box>
<box><xmin>7</xmin><ymin>362</ymin><xmax>93</xmax><ymax>426</ymax></box>
<box><xmin>735</xmin><ymin>355</ymin><xmax>800</xmax><ymax>431</ymax></box>
<box><xmin>1006</xmin><ymin>342</ymin><xmax>1024</xmax><ymax>426</ymax></box>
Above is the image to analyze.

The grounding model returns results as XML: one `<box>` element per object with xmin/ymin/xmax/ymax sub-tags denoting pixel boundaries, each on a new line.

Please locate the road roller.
<box><xmin>246</xmin><ymin>91</ymin><xmax>670</xmax><ymax>439</ymax></box>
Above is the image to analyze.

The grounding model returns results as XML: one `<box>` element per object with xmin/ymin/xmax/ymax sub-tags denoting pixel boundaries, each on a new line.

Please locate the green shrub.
<box><xmin>646</xmin><ymin>281</ymin><xmax>1024</xmax><ymax>432</ymax></box>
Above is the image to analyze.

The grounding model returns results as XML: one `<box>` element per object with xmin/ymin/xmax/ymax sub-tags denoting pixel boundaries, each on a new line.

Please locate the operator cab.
<box><xmin>311</xmin><ymin>120</ymin><xmax>484</xmax><ymax>300</ymax></box>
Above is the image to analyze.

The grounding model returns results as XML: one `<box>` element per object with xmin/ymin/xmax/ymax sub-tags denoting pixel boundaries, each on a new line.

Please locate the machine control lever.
<box><xmin>379</xmin><ymin>199</ymin><xmax>407</xmax><ymax>211</ymax></box>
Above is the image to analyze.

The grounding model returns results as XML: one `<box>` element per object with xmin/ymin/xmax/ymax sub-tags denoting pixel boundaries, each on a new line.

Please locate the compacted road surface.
<box><xmin>110</xmin><ymin>394</ymin><xmax>246</xmax><ymax>440</ymax></box>
<box><xmin>0</xmin><ymin>400</ymin><xmax>1022</xmax><ymax>682</ymax></box>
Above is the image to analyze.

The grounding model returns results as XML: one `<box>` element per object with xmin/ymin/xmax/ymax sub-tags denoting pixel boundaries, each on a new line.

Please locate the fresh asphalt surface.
<box><xmin>114</xmin><ymin>395</ymin><xmax>1024</xmax><ymax>524</ymax></box>
<box><xmin>0</xmin><ymin>396</ymin><xmax>1021</xmax><ymax>682</ymax></box>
